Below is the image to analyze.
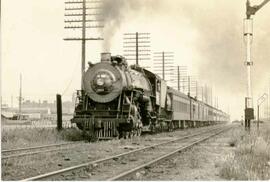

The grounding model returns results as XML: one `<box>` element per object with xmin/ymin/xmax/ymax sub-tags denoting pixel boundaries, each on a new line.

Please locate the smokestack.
<box><xmin>101</xmin><ymin>52</ymin><xmax>111</xmax><ymax>63</ymax></box>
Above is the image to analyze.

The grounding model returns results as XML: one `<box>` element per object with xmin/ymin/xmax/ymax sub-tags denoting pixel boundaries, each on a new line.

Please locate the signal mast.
<box><xmin>244</xmin><ymin>0</ymin><xmax>270</xmax><ymax>130</ymax></box>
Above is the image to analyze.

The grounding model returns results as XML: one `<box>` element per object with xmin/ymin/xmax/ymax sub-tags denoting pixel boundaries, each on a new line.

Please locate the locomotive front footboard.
<box><xmin>71</xmin><ymin>118</ymin><xmax>128</xmax><ymax>139</ymax></box>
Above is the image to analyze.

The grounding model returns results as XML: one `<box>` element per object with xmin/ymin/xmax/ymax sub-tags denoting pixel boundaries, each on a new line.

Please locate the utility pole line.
<box><xmin>11</xmin><ymin>95</ymin><xmax>13</xmax><ymax>109</ymax></box>
<box><xmin>201</xmin><ymin>86</ymin><xmax>204</xmax><ymax>102</ymax></box>
<box><xmin>162</xmin><ymin>52</ymin><xmax>165</xmax><ymax>79</ymax></box>
<box><xmin>123</xmin><ymin>32</ymin><xmax>151</xmax><ymax>67</ymax></box>
<box><xmin>153</xmin><ymin>51</ymin><xmax>174</xmax><ymax>81</ymax></box>
<box><xmin>195</xmin><ymin>81</ymin><xmax>198</xmax><ymax>99</ymax></box>
<box><xmin>81</xmin><ymin>0</ymin><xmax>86</xmax><ymax>89</ymax></box>
<box><xmin>177</xmin><ymin>66</ymin><xmax>180</xmax><ymax>91</ymax></box>
<box><xmin>170</xmin><ymin>66</ymin><xmax>187</xmax><ymax>92</ymax></box>
<box><xmin>136</xmin><ymin>32</ymin><xmax>138</xmax><ymax>65</ymax></box>
<box><xmin>205</xmin><ymin>84</ymin><xmax>208</xmax><ymax>104</ymax></box>
<box><xmin>210</xmin><ymin>86</ymin><xmax>213</xmax><ymax>106</ymax></box>
<box><xmin>188</xmin><ymin>76</ymin><xmax>190</xmax><ymax>96</ymax></box>
<box><xmin>268</xmin><ymin>77</ymin><xmax>270</xmax><ymax>121</ymax></box>
<box><xmin>189</xmin><ymin>77</ymin><xmax>198</xmax><ymax>98</ymax></box>
<box><xmin>64</xmin><ymin>0</ymin><xmax>104</xmax><ymax>90</ymax></box>
<box><xmin>19</xmin><ymin>74</ymin><xmax>22</xmax><ymax>119</ymax></box>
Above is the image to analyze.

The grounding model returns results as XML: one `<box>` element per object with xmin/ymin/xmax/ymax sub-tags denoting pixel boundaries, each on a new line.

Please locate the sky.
<box><xmin>1</xmin><ymin>0</ymin><xmax>270</xmax><ymax>120</ymax></box>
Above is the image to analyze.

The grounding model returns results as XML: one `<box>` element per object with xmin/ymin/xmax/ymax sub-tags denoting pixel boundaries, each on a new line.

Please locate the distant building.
<box><xmin>1</xmin><ymin>99</ymin><xmax>75</xmax><ymax>119</ymax></box>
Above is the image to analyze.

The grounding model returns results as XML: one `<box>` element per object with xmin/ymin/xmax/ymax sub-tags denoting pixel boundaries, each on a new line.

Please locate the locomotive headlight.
<box><xmin>92</xmin><ymin>71</ymin><xmax>114</xmax><ymax>94</ymax></box>
<box><xmin>96</xmin><ymin>78</ymin><xmax>105</xmax><ymax>86</ymax></box>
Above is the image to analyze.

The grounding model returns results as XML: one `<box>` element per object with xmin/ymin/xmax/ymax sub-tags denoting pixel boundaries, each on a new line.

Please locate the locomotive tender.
<box><xmin>71</xmin><ymin>53</ymin><xmax>230</xmax><ymax>139</ymax></box>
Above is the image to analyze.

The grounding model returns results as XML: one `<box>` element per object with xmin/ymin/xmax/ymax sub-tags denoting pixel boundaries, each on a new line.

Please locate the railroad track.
<box><xmin>22</xmin><ymin>124</ymin><xmax>233</xmax><ymax>181</ymax></box>
<box><xmin>1</xmin><ymin>126</ymin><xmax>213</xmax><ymax>160</ymax></box>
<box><xmin>108</xmin><ymin>126</ymin><xmax>233</xmax><ymax>181</ymax></box>
<box><xmin>2</xmin><ymin>142</ymin><xmax>79</xmax><ymax>159</ymax></box>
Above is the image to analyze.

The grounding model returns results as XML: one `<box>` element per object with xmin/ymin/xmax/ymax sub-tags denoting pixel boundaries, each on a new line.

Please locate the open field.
<box><xmin>220</xmin><ymin>123</ymin><xmax>270</xmax><ymax>180</ymax></box>
<box><xmin>1</xmin><ymin>127</ymin><xmax>84</xmax><ymax>149</ymax></box>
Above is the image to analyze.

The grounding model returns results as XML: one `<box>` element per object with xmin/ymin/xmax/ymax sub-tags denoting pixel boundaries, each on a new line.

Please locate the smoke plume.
<box><xmin>100</xmin><ymin>0</ymin><xmax>160</xmax><ymax>51</ymax></box>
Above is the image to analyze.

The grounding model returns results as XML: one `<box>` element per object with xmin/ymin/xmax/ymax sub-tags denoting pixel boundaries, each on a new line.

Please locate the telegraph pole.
<box><xmin>244</xmin><ymin>0</ymin><xmax>270</xmax><ymax>130</ymax></box>
<box><xmin>64</xmin><ymin>0</ymin><xmax>104</xmax><ymax>90</ymax></box>
<box><xmin>153</xmin><ymin>52</ymin><xmax>174</xmax><ymax>81</ymax></box>
<box><xmin>171</xmin><ymin>66</ymin><xmax>187</xmax><ymax>92</ymax></box>
<box><xmin>11</xmin><ymin>95</ymin><xmax>13</xmax><ymax>109</ymax></box>
<box><xmin>195</xmin><ymin>81</ymin><xmax>198</xmax><ymax>99</ymax></box>
<box><xmin>136</xmin><ymin>32</ymin><xmax>139</xmax><ymax>65</ymax></box>
<box><xmin>201</xmin><ymin>87</ymin><xmax>204</xmax><ymax>102</ymax></box>
<box><xmin>188</xmin><ymin>76</ymin><xmax>191</xmax><ymax>96</ymax></box>
<box><xmin>210</xmin><ymin>86</ymin><xmax>213</xmax><ymax>106</ymax></box>
<box><xmin>123</xmin><ymin>32</ymin><xmax>151</xmax><ymax>67</ymax></box>
<box><xmin>162</xmin><ymin>52</ymin><xmax>165</xmax><ymax>79</ymax></box>
<box><xmin>268</xmin><ymin>78</ymin><xmax>270</xmax><ymax>121</ymax></box>
<box><xmin>205</xmin><ymin>84</ymin><xmax>208</xmax><ymax>104</ymax></box>
<box><xmin>177</xmin><ymin>66</ymin><xmax>180</xmax><ymax>91</ymax></box>
<box><xmin>188</xmin><ymin>76</ymin><xmax>198</xmax><ymax>98</ymax></box>
<box><xmin>18</xmin><ymin>74</ymin><xmax>22</xmax><ymax>119</ymax></box>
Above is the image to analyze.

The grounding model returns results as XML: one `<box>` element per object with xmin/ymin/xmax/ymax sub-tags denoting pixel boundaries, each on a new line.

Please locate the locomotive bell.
<box><xmin>101</xmin><ymin>52</ymin><xmax>111</xmax><ymax>62</ymax></box>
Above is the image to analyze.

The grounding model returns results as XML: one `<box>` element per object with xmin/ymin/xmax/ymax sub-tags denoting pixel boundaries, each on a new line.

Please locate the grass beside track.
<box><xmin>220</xmin><ymin>123</ymin><xmax>270</xmax><ymax>180</ymax></box>
<box><xmin>1</xmin><ymin>127</ymin><xmax>84</xmax><ymax>149</ymax></box>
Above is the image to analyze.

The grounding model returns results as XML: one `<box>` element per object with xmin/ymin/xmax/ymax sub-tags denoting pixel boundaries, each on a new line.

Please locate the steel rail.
<box><xmin>22</xmin><ymin>125</ymin><xmax>225</xmax><ymax>181</ymax></box>
<box><xmin>106</xmin><ymin>126</ymin><xmax>233</xmax><ymax>181</ymax></box>
<box><xmin>2</xmin><ymin>142</ymin><xmax>77</xmax><ymax>156</ymax></box>
<box><xmin>1</xmin><ymin>142</ymin><xmax>82</xmax><ymax>160</ymax></box>
<box><xmin>2</xmin><ymin>146</ymin><xmax>79</xmax><ymax>160</ymax></box>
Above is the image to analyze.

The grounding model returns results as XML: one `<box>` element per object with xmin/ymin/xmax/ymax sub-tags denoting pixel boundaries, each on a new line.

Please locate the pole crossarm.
<box><xmin>126</xmin><ymin>58</ymin><xmax>151</xmax><ymax>61</ymax></box>
<box><xmin>124</xmin><ymin>33</ymin><xmax>150</xmax><ymax>36</ymax></box>
<box><xmin>123</xmin><ymin>45</ymin><xmax>150</xmax><ymax>48</ymax></box>
<box><xmin>65</xmin><ymin>25</ymin><xmax>104</xmax><ymax>29</ymax></box>
<box><xmin>65</xmin><ymin>7</ymin><xmax>102</xmax><ymax>10</ymax></box>
<box><xmin>64</xmin><ymin>13</ymin><xmax>102</xmax><ymax>16</ymax></box>
<box><xmin>123</xmin><ymin>37</ymin><xmax>150</xmax><ymax>40</ymax></box>
<box><xmin>124</xmin><ymin>49</ymin><xmax>150</xmax><ymax>52</ymax></box>
<box><xmin>65</xmin><ymin>19</ymin><xmax>104</xmax><ymax>23</ymax></box>
<box><xmin>123</xmin><ymin>41</ymin><xmax>151</xmax><ymax>44</ymax></box>
<box><xmin>65</xmin><ymin>1</ymin><xmax>102</xmax><ymax>4</ymax></box>
<box><xmin>124</xmin><ymin>54</ymin><xmax>151</xmax><ymax>57</ymax></box>
<box><xmin>64</xmin><ymin>37</ymin><xmax>103</xmax><ymax>41</ymax></box>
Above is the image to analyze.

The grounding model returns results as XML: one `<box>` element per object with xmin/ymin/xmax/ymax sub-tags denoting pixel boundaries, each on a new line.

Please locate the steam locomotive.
<box><xmin>71</xmin><ymin>53</ymin><xmax>230</xmax><ymax>139</ymax></box>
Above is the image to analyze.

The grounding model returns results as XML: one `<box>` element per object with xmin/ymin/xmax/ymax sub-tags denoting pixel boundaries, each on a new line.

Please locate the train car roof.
<box><xmin>167</xmin><ymin>86</ymin><xmax>190</xmax><ymax>99</ymax></box>
<box><xmin>168</xmin><ymin>86</ymin><xmax>227</xmax><ymax>114</ymax></box>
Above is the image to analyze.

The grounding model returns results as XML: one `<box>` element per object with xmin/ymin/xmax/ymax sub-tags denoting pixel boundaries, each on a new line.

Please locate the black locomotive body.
<box><xmin>71</xmin><ymin>53</ymin><xmax>230</xmax><ymax>139</ymax></box>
